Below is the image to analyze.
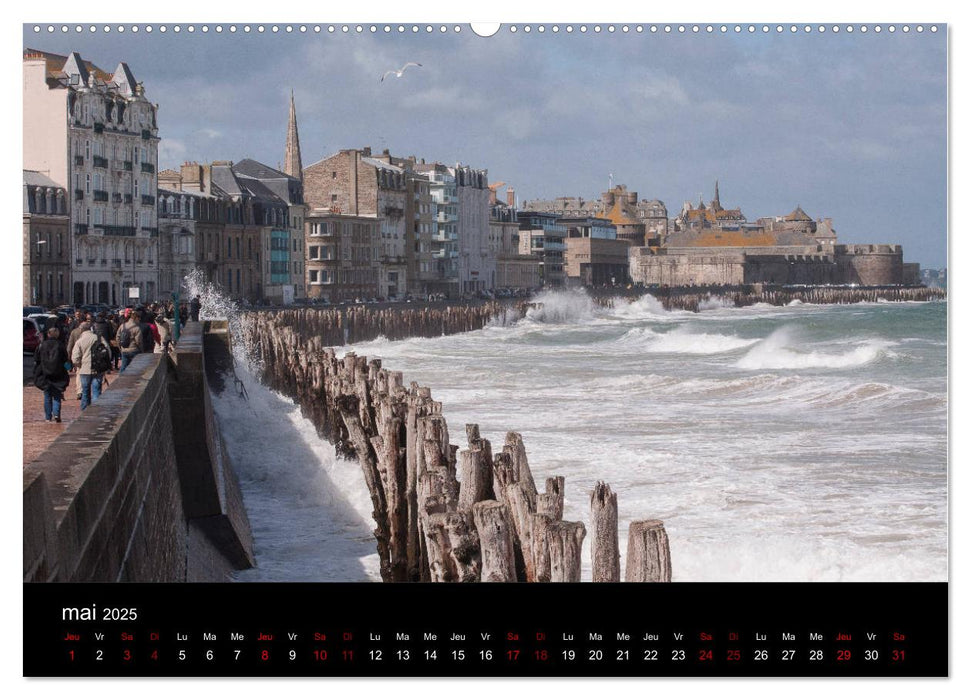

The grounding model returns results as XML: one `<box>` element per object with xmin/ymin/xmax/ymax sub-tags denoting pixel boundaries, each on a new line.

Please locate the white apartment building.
<box><xmin>23</xmin><ymin>49</ymin><xmax>159</xmax><ymax>306</ymax></box>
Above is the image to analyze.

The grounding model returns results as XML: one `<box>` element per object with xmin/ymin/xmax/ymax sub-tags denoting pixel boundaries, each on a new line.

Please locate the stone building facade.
<box><xmin>24</xmin><ymin>49</ymin><xmax>160</xmax><ymax>306</ymax></box>
<box><xmin>414</xmin><ymin>162</ymin><xmax>459</xmax><ymax>295</ymax></box>
<box><xmin>453</xmin><ymin>165</ymin><xmax>493</xmax><ymax>293</ymax></box>
<box><xmin>490</xmin><ymin>199</ymin><xmax>540</xmax><ymax>290</ymax></box>
<box><xmin>518</xmin><ymin>211</ymin><xmax>566</xmax><ymax>287</ymax></box>
<box><xmin>304</xmin><ymin>148</ymin><xmax>407</xmax><ymax>299</ymax></box>
<box><xmin>565</xmin><ymin>237</ymin><xmax>632</xmax><ymax>287</ymax></box>
<box><xmin>23</xmin><ymin>171</ymin><xmax>71</xmax><ymax>307</ymax></box>
<box><xmin>305</xmin><ymin>209</ymin><xmax>379</xmax><ymax>302</ymax></box>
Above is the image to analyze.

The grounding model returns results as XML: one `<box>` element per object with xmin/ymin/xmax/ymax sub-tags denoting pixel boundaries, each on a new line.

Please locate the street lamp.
<box><xmin>33</xmin><ymin>240</ymin><xmax>48</xmax><ymax>305</ymax></box>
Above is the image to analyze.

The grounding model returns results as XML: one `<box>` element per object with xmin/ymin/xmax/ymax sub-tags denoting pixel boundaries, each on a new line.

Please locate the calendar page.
<box><xmin>20</xmin><ymin>14</ymin><xmax>948</xmax><ymax>680</ymax></box>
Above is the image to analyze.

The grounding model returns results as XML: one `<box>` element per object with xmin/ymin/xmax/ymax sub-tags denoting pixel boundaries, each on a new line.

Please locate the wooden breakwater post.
<box><xmin>240</xmin><ymin>309</ymin><xmax>673</xmax><ymax>583</ymax></box>
<box><xmin>625</xmin><ymin>519</ymin><xmax>673</xmax><ymax>583</ymax></box>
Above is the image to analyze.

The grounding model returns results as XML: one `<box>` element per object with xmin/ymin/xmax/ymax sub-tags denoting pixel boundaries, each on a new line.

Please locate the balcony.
<box><xmin>141</xmin><ymin>162</ymin><xmax>155</xmax><ymax>174</ymax></box>
<box><xmin>124</xmin><ymin>160</ymin><xmax>133</xmax><ymax>171</ymax></box>
<box><xmin>74</xmin><ymin>189</ymin><xmax>84</xmax><ymax>201</ymax></box>
<box><xmin>95</xmin><ymin>225</ymin><xmax>136</xmax><ymax>237</ymax></box>
<box><xmin>112</xmin><ymin>259</ymin><xmax>122</xmax><ymax>269</ymax></box>
<box><xmin>124</xmin><ymin>194</ymin><xmax>133</xmax><ymax>204</ymax></box>
<box><xmin>112</xmin><ymin>193</ymin><xmax>123</xmax><ymax>204</ymax></box>
<box><xmin>93</xmin><ymin>190</ymin><xmax>109</xmax><ymax>202</ymax></box>
<box><xmin>141</xmin><ymin>227</ymin><xmax>159</xmax><ymax>237</ymax></box>
<box><xmin>432</xmin><ymin>231</ymin><xmax>457</xmax><ymax>242</ymax></box>
<box><xmin>141</xmin><ymin>195</ymin><xmax>156</xmax><ymax>206</ymax></box>
<box><xmin>74</xmin><ymin>155</ymin><xmax>84</xmax><ymax>166</ymax></box>
<box><xmin>141</xmin><ymin>129</ymin><xmax>152</xmax><ymax>140</ymax></box>
<box><xmin>93</xmin><ymin>155</ymin><xmax>108</xmax><ymax>169</ymax></box>
<box><xmin>74</xmin><ymin>224</ymin><xmax>88</xmax><ymax>236</ymax></box>
<box><xmin>93</xmin><ymin>122</ymin><xmax>104</xmax><ymax>134</ymax></box>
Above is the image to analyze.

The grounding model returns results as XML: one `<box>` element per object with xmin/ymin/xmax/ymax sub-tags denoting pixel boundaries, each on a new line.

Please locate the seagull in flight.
<box><xmin>381</xmin><ymin>62</ymin><xmax>422</xmax><ymax>82</ymax></box>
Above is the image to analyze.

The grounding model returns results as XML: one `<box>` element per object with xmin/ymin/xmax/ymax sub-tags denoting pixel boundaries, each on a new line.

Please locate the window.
<box><xmin>331</xmin><ymin>194</ymin><xmax>338</xmax><ymax>202</ymax></box>
<box><xmin>309</xmin><ymin>269</ymin><xmax>318</xmax><ymax>284</ymax></box>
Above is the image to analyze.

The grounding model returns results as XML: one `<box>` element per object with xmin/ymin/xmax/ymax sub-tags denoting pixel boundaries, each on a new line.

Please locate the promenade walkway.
<box><xmin>22</xmin><ymin>355</ymin><xmax>116</xmax><ymax>465</ymax></box>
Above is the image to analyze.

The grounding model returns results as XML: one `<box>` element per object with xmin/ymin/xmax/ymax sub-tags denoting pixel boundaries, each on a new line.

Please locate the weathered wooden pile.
<box><xmin>244</xmin><ymin>302</ymin><xmax>528</xmax><ymax>348</ymax></box>
<box><xmin>243</xmin><ymin>314</ymin><xmax>672</xmax><ymax>583</ymax></box>
<box><xmin>594</xmin><ymin>285</ymin><xmax>945</xmax><ymax>312</ymax></box>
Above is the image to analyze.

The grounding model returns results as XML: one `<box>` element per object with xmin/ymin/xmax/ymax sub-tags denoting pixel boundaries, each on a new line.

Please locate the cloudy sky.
<box><xmin>23</xmin><ymin>24</ymin><xmax>947</xmax><ymax>267</ymax></box>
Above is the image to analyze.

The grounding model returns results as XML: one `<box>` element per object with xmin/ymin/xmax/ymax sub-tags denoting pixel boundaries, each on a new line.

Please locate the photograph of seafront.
<box><xmin>22</xmin><ymin>24</ymin><xmax>946</xmax><ymax>585</ymax></box>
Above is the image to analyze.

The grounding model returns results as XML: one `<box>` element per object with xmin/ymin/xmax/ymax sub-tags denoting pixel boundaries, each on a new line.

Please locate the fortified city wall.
<box><xmin>23</xmin><ymin>322</ymin><xmax>254</xmax><ymax>583</ymax></box>
<box><xmin>629</xmin><ymin>243</ymin><xmax>914</xmax><ymax>287</ymax></box>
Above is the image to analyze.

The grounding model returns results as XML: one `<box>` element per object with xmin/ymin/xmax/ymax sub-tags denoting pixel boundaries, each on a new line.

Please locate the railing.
<box><xmin>93</xmin><ymin>122</ymin><xmax>104</xmax><ymax>134</ymax></box>
<box><xmin>74</xmin><ymin>224</ymin><xmax>88</xmax><ymax>236</ymax></box>
<box><xmin>112</xmin><ymin>193</ymin><xmax>122</xmax><ymax>203</ymax></box>
<box><xmin>124</xmin><ymin>161</ymin><xmax>133</xmax><ymax>171</ymax></box>
<box><xmin>141</xmin><ymin>129</ymin><xmax>152</xmax><ymax>140</ymax></box>
<box><xmin>141</xmin><ymin>227</ymin><xmax>159</xmax><ymax>236</ymax></box>
<box><xmin>112</xmin><ymin>259</ymin><xmax>122</xmax><ymax>269</ymax></box>
<box><xmin>92</xmin><ymin>155</ymin><xmax>108</xmax><ymax>169</ymax></box>
<box><xmin>141</xmin><ymin>162</ymin><xmax>155</xmax><ymax>174</ymax></box>
<box><xmin>95</xmin><ymin>225</ymin><xmax>136</xmax><ymax>237</ymax></box>
<box><xmin>124</xmin><ymin>194</ymin><xmax>133</xmax><ymax>204</ymax></box>
<box><xmin>74</xmin><ymin>189</ymin><xmax>84</xmax><ymax>201</ymax></box>
<box><xmin>141</xmin><ymin>195</ymin><xmax>156</xmax><ymax>206</ymax></box>
<box><xmin>74</xmin><ymin>155</ymin><xmax>84</xmax><ymax>166</ymax></box>
<box><xmin>93</xmin><ymin>190</ymin><xmax>109</xmax><ymax>202</ymax></box>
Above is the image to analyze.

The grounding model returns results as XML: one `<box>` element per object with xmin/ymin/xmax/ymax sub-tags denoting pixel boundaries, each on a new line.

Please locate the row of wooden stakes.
<box><xmin>242</xmin><ymin>314</ymin><xmax>672</xmax><ymax>583</ymax></box>
<box><xmin>598</xmin><ymin>285</ymin><xmax>945</xmax><ymax>312</ymax></box>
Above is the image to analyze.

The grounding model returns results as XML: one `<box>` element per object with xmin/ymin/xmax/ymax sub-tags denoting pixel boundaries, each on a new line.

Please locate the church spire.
<box><xmin>284</xmin><ymin>89</ymin><xmax>303</xmax><ymax>181</ymax></box>
<box><xmin>713</xmin><ymin>179</ymin><xmax>721</xmax><ymax>206</ymax></box>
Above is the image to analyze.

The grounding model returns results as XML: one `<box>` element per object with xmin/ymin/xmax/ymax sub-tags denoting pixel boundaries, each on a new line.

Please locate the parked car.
<box><xmin>24</xmin><ymin>317</ymin><xmax>42</xmax><ymax>354</ymax></box>
<box><xmin>28</xmin><ymin>313</ymin><xmax>60</xmax><ymax>337</ymax></box>
<box><xmin>23</xmin><ymin>305</ymin><xmax>45</xmax><ymax>317</ymax></box>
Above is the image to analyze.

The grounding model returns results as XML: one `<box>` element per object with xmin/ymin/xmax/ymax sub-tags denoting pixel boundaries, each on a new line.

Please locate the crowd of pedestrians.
<box><xmin>31</xmin><ymin>298</ymin><xmax>198</xmax><ymax>423</ymax></box>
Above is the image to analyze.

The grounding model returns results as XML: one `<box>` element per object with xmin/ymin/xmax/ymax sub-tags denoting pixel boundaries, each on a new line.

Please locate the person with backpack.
<box><xmin>65</xmin><ymin>312</ymin><xmax>90</xmax><ymax>401</ymax></box>
<box><xmin>71</xmin><ymin>321</ymin><xmax>111</xmax><ymax>410</ymax></box>
<box><xmin>118</xmin><ymin>309</ymin><xmax>143</xmax><ymax>373</ymax></box>
<box><xmin>33</xmin><ymin>327</ymin><xmax>70</xmax><ymax>423</ymax></box>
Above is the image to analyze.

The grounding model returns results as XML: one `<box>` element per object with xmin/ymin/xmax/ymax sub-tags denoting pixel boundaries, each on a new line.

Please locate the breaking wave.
<box><xmin>737</xmin><ymin>327</ymin><xmax>892</xmax><ymax>370</ymax></box>
<box><xmin>525</xmin><ymin>288</ymin><xmax>599</xmax><ymax>324</ymax></box>
<box><xmin>697</xmin><ymin>295</ymin><xmax>737</xmax><ymax>311</ymax></box>
<box><xmin>645</xmin><ymin>328</ymin><xmax>759</xmax><ymax>354</ymax></box>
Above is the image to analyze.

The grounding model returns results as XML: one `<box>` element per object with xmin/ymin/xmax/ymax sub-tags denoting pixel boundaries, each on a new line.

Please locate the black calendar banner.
<box><xmin>23</xmin><ymin>582</ymin><xmax>947</xmax><ymax>677</ymax></box>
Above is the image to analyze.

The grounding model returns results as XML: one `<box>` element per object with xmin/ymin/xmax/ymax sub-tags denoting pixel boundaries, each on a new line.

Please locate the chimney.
<box><xmin>362</xmin><ymin>146</ymin><xmax>372</xmax><ymax>156</ymax></box>
<box><xmin>628</xmin><ymin>192</ymin><xmax>638</xmax><ymax>205</ymax></box>
<box><xmin>180</xmin><ymin>162</ymin><xmax>203</xmax><ymax>191</ymax></box>
<box><xmin>506</xmin><ymin>187</ymin><xmax>515</xmax><ymax>207</ymax></box>
<box><xmin>489</xmin><ymin>189</ymin><xmax>497</xmax><ymax>205</ymax></box>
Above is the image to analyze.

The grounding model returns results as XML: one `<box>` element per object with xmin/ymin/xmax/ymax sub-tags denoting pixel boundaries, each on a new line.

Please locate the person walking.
<box><xmin>65</xmin><ymin>312</ymin><xmax>90</xmax><ymax>400</ymax></box>
<box><xmin>140</xmin><ymin>308</ymin><xmax>158</xmax><ymax>354</ymax></box>
<box><xmin>33</xmin><ymin>327</ymin><xmax>70</xmax><ymax>423</ymax></box>
<box><xmin>71</xmin><ymin>321</ymin><xmax>111</xmax><ymax>410</ymax></box>
<box><xmin>118</xmin><ymin>309</ymin><xmax>143</xmax><ymax>373</ymax></box>
<box><xmin>190</xmin><ymin>295</ymin><xmax>201</xmax><ymax>322</ymax></box>
<box><xmin>155</xmin><ymin>314</ymin><xmax>173</xmax><ymax>353</ymax></box>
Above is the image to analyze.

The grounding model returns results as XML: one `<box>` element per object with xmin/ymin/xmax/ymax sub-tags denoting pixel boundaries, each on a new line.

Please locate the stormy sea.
<box><xmin>211</xmin><ymin>290</ymin><xmax>947</xmax><ymax>583</ymax></box>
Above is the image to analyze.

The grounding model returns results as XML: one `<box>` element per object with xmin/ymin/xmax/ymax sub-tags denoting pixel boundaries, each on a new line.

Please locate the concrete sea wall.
<box><xmin>23</xmin><ymin>321</ymin><xmax>254</xmax><ymax>583</ymax></box>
